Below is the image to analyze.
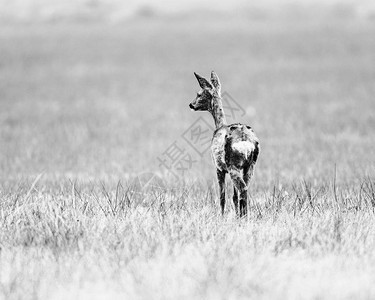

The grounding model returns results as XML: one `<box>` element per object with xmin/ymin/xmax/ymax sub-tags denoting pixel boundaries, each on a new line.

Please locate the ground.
<box><xmin>0</xmin><ymin>14</ymin><xmax>375</xmax><ymax>299</ymax></box>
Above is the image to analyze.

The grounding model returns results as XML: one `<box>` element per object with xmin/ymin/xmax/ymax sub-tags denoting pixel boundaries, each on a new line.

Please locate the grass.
<box><xmin>1</xmin><ymin>177</ymin><xmax>375</xmax><ymax>299</ymax></box>
<box><xmin>0</xmin><ymin>14</ymin><xmax>375</xmax><ymax>299</ymax></box>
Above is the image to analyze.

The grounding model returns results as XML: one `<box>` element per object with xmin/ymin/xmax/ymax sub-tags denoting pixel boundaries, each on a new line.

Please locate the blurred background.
<box><xmin>1</xmin><ymin>0</ymin><xmax>375</xmax><ymax>22</ymax></box>
<box><xmin>0</xmin><ymin>0</ymin><xmax>374</xmax><ymax>186</ymax></box>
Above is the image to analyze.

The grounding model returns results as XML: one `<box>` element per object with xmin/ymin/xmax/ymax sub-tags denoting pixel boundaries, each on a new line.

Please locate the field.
<box><xmin>1</xmin><ymin>14</ymin><xmax>375</xmax><ymax>299</ymax></box>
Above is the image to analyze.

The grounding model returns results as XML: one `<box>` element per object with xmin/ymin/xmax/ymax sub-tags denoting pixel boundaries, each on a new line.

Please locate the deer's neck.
<box><xmin>210</xmin><ymin>95</ymin><xmax>227</xmax><ymax>129</ymax></box>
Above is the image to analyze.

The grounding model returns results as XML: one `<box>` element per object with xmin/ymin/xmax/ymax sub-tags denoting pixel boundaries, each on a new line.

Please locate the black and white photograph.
<box><xmin>0</xmin><ymin>0</ymin><xmax>375</xmax><ymax>299</ymax></box>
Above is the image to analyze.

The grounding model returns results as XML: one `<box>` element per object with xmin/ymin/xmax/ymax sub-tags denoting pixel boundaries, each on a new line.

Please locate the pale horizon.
<box><xmin>1</xmin><ymin>0</ymin><xmax>374</xmax><ymax>23</ymax></box>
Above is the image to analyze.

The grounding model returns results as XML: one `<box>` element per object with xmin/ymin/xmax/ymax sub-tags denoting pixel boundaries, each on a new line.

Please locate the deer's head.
<box><xmin>189</xmin><ymin>71</ymin><xmax>221</xmax><ymax>112</ymax></box>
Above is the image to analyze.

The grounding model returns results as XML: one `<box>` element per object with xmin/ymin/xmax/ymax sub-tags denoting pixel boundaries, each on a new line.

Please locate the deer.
<box><xmin>189</xmin><ymin>71</ymin><xmax>260</xmax><ymax>217</ymax></box>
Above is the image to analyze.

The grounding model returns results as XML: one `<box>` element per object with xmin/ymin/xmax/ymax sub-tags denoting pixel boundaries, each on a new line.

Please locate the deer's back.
<box><xmin>211</xmin><ymin>123</ymin><xmax>259</xmax><ymax>171</ymax></box>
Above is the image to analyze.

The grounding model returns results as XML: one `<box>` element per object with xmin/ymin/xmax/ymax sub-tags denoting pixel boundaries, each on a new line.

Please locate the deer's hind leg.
<box><xmin>229</xmin><ymin>167</ymin><xmax>248</xmax><ymax>217</ymax></box>
<box><xmin>233</xmin><ymin>186</ymin><xmax>239</xmax><ymax>215</ymax></box>
<box><xmin>243</xmin><ymin>163</ymin><xmax>255</xmax><ymax>187</ymax></box>
<box><xmin>217</xmin><ymin>169</ymin><xmax>226</xmax><ymax>215</ymax></box>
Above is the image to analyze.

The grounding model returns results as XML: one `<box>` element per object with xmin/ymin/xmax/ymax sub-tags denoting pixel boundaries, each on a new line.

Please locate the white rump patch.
<box><xmin>232</xmin><ymin>141</ymin><xmax>255</xmax><ymax>158</ymax></box>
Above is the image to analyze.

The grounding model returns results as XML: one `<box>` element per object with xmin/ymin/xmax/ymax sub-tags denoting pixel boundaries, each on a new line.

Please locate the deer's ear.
<box><xmin>194</xmin><ymin>72</ymin><xmax>213</xmax><ymax>90</ymax></box>
<box><xmin>210</xmin><ymin>71</ymin><xmax>221</xmax><ymax>93</ymax></box>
